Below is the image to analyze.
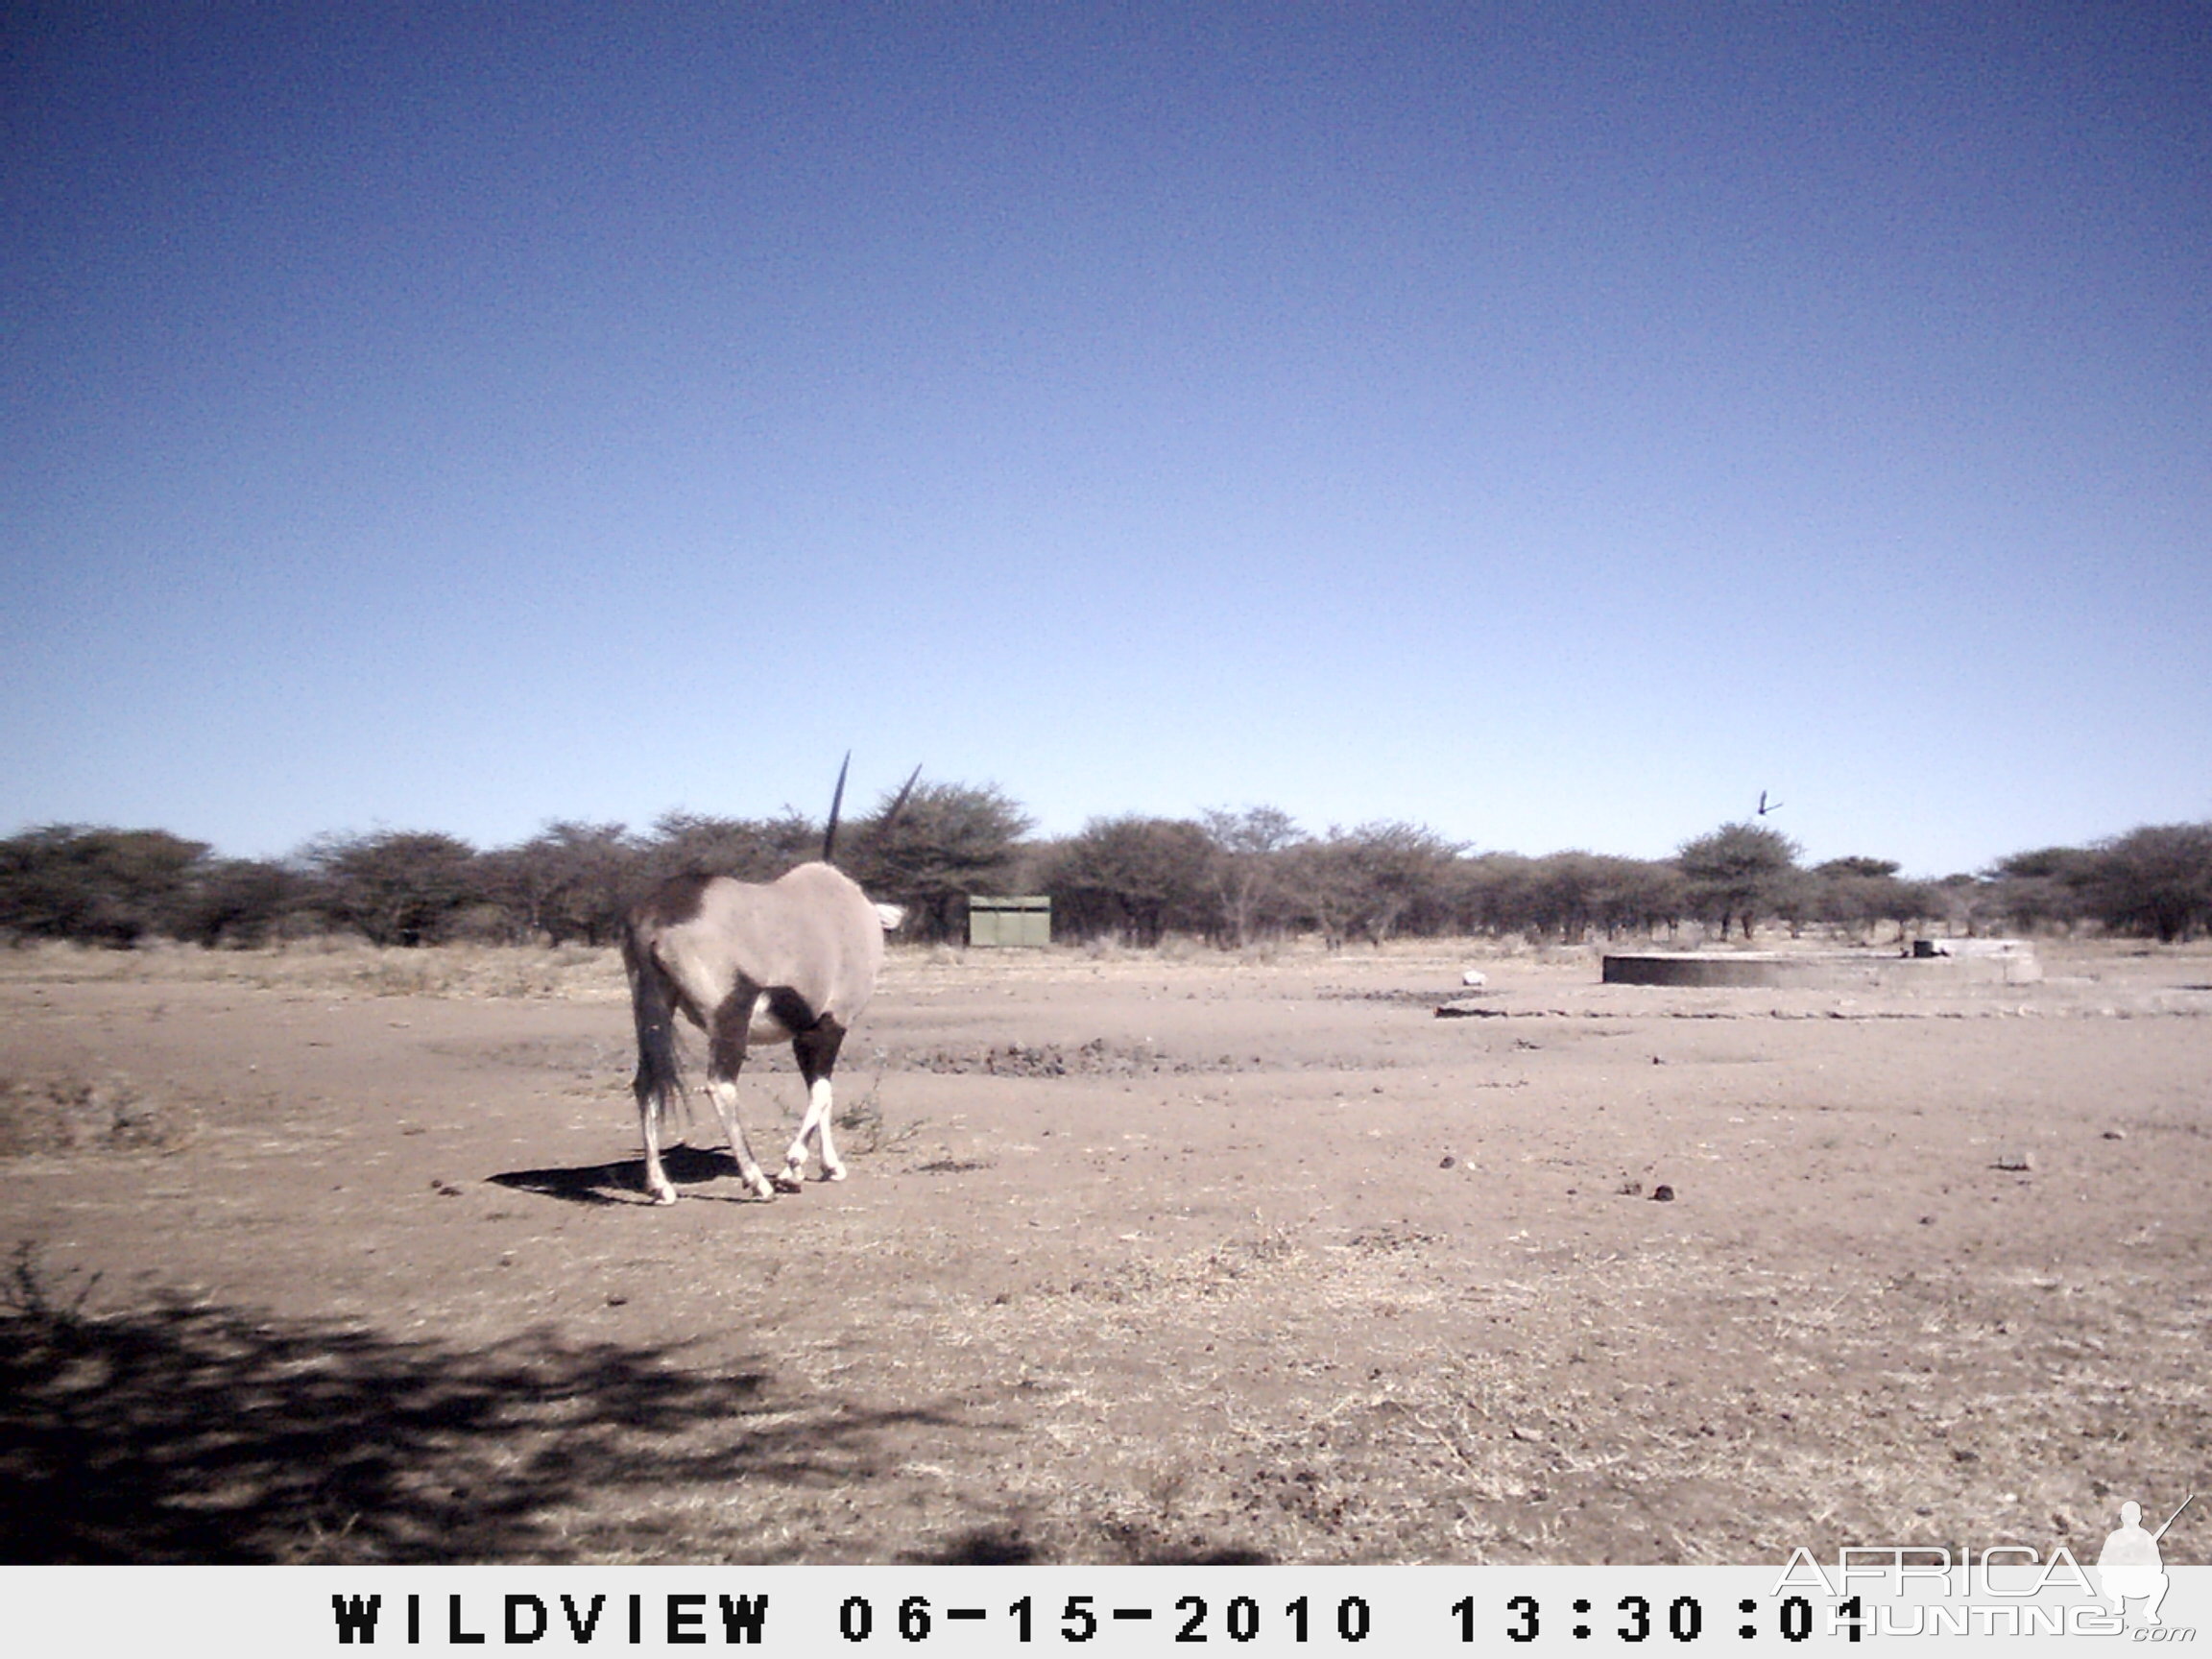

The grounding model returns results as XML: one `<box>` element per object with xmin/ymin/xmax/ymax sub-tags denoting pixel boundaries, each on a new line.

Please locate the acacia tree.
<box><xmin>481</xmin><ymin>822</ymin><xmax>640</xmax><ymax>946</ymax></box>
<box><xmin>1044</xmin><ymin>815</ymin><xmax>1216</xmax><ymax>946</ymax></box>
<box><xmin>1595</xmin><ymin>856</ymin><xmax>1687</xmax><ymax>939</ymax></box>
<box><xmin>1455</xmin><ymin>852</ymin><xmax>1536</xmax><ymax>936</ymax></box>
<box><xmin>642</xmin><ymin>810</ymin><xmax>816</xmax><ymax>885</ymax></box>
<box><xmin>1677</xmin><ymin>821</ymin><xmax>1800</xmax><ymax>941</ymax></box>
<box><xmin>1982</xmin><ymin>846</ymin><xmax>2094</xmax><ymax>934</ymax></box>
<box><xmin>171</xmin><ymin>857</ymin><xmax>304</xmax><ymax>948</ymax></box>
<box><xmin>1525</xmin><ymin>851</ymin><xmax>1606</xmax><ymax>943</ymax></box>
<box><xmin>2079</xmin><ymin>823</ymin><xmax>2212</xmax><ymax>942</ymax></box>
<box><xmin>1280</xmin><ymin>835</ymin><xmax>1364</xmax><ymax>950</ymax></box>
<box><xmin>1518</xmin><ymin>852</ymin><xmax>1685</xmax><ymax>942</ymax></box>
<box><xmin>1200</xmin><ymin>805</ymin><xmax>1303</xmax><ymax>947</ymax></box>
<box><xmin>305</xmin><ymin>830</ymin><xmax>481</xmax><ymax>947</ymax></box>
<box><xmin>1284</xmin><ymin>822</ymin><xmax>1462</xmax><ymax>949</ymax></box>
<box><xmin>846</xmin><ymin>781</ymin><xmax>1033</xmax><ymax>943</ymax></box>
<box><xmin>0</xmin><ymin>826</ymin><xmax>211</xmax><ymax>946</ymax></box>
<box><xmin>1931</xmin><ymin>872</ymin><xmax>1998</xmax><ymax>937</ymax></box>
<box><xmin>1809</xmin><ymin>856</ymin><xmax>1933</xmax><ymax>944</ymax></box>
<box><xmin>1348</xmin><ymin>821</ymin><xmax>1463</xmax><ymax>943</ymax></box>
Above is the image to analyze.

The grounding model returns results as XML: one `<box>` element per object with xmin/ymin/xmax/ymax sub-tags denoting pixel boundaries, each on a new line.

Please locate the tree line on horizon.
<box><xmin>3</xmin><ymin>786</ymin><xmax>2210</xmax><ymax>951</ymax></box>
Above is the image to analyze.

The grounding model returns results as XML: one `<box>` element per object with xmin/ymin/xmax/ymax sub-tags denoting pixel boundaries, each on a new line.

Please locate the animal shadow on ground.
<box><xmin>490</xmin><ymin>1143</ymin><xmax>743</xmax><ymax>1206</ymax></box>
<box><xmin>0</xmin><ymin>1249</ymin><xmax>969</xmax><ymax>1563</ymax></box>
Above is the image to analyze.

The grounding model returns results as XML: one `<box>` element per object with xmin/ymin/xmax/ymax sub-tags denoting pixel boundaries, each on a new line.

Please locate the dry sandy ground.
<box><xmin>2</xmin><ymin>937</ymin><xmax>2207</xmax><ymax>1566</ymax></box>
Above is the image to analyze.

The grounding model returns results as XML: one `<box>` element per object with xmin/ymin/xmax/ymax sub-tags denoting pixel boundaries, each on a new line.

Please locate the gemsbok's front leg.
<box><xmin>708</xmin><ymin>988</ymin><xmax>778</xmax><ymax>1200</ymax></box>
<box><xmin>781</xmin><ymin>1018</ymin><xmax>850</xmax><ymax>1189</ymax></box>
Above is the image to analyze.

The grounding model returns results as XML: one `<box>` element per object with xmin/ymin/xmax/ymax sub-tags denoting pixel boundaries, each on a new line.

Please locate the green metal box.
<box><xmin>968</xmin><ymin>894</ymin><xmax>1051</xmax><ymax>948</ymax></box>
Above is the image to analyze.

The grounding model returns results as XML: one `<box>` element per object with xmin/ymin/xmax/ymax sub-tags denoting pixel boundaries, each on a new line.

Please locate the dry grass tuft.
<box><xmin>830</xmin><ymin>1054</ymin><xmax>927</xmax><ymax>1159</ymax></box>
<box><xmin>0</xmin><ymin>939</ymin><xmax>625</xmax><ymax>1001</ymax></box>
<box><xmin>0</xmin><ymin>1071</ymin><xmax>197</xmax><ymax>1157</ymax></box>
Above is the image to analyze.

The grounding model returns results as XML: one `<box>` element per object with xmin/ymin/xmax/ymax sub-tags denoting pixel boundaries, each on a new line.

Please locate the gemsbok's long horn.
<box><xmin>881</xmin><ymin>764</ymin><xmax>923</xmax><ymax>832</ymax></box>
<box><xmin>822</xmin><ymin>751</ymin><xmax>853</xmax><ymax>865</ymax></box>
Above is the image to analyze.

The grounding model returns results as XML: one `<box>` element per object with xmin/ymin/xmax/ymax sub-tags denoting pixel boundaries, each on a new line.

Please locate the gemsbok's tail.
<box><xmin>622</xmin><ymin>926</ymin><xmax>686</xmax><ymax>1135</ymax></box>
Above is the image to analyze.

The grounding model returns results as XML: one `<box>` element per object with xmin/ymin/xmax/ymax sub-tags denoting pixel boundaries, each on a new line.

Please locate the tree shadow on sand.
<box><xmin>911</xmin><ymin>1526</ymin><xmax>1274</xmax><ymax>1566</ymax></box>
<box><xmin>0</xmin><ymin>1247</ymin><xmax>972</xmax><ymax>1563</ymax></box>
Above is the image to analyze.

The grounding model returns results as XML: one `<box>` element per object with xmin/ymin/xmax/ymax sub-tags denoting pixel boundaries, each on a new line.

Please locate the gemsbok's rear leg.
<box><xmin>637</xmin><ymin>1084</ymin><xmax>679</xmax><ymax>1206</ymax></box>
<box><xmin>781</xmin><ymin>1017</ymin><xmax>850</xmax><ymax>1189</ymax></box>
<box><xmin>708</xmin><ymin>987</ymin><xmax>778</xmax><ymax>1200</ymax></box>
<box><xmin>626</xmin><ymin>940</ymin><xmax>685</xmax><ymax>1206</ymax></box>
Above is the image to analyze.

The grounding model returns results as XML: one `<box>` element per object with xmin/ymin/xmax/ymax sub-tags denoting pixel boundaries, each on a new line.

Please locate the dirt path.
<box><xmin>3</xmin><ymin>942</ymin><xmax>2207</xmax><ymax>1564</ymax></box>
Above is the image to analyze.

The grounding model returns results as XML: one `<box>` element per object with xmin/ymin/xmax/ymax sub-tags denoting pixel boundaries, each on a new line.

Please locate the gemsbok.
<box><xmin>621</xmin><ymin>760</ymin><xmax>916</xmax><ymax>1204</ymax></box>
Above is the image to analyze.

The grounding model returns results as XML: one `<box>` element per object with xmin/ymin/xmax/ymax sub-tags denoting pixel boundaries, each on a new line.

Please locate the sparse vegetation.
<box><xmin>7</xmin><ymin>805</ymin><xmax>2212</xmax><ymax>952</ymax></box>
<box><xmin>0</xmin><ymin>1071</ymin><xmax>194</xmax><ymax>1157</ymax></box>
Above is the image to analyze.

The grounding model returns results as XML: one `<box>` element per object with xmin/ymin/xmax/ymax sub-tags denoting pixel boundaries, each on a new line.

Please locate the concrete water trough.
<box><xmin>1601</xmin><ymin>941</ymin><xmax>2041</xmax><ymax>989</ymax></box>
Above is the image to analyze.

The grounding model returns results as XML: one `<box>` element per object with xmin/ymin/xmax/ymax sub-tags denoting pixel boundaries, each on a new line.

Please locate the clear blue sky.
<box><xmin>6</xmin><ymin>3</ymin><xmax>2207</xmax><ymax>878</ymax></box>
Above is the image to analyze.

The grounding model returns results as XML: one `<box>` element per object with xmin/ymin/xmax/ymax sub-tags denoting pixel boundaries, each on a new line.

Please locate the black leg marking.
<box><xmin>709</xmin><ymin>979</ymin><xmax>758</xmax><ymax>1079</ymax></box>
<box><xmin>761</xmin><ymin>985</ymin><xmax>818</xmax><ymax>1038</ymax></box>
<box><xmin>793</xmin><ymin>1013</ymin><xmax>848</xmax><ymax>1086</ymax></box>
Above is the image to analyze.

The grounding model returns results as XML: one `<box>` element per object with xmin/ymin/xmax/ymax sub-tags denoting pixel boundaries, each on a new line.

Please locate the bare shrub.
<box><xmin>830</xmin><ymin>1054</ymin><xmax>924</xmax><ymax>1156</ymax></box>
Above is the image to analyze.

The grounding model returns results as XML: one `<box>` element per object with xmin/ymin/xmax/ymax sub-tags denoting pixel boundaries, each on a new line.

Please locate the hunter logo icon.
<box><xmin>2098</xmin><ymin>1494</ymin><xmax>2192</xmax><ymax>1627</ymax></box>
